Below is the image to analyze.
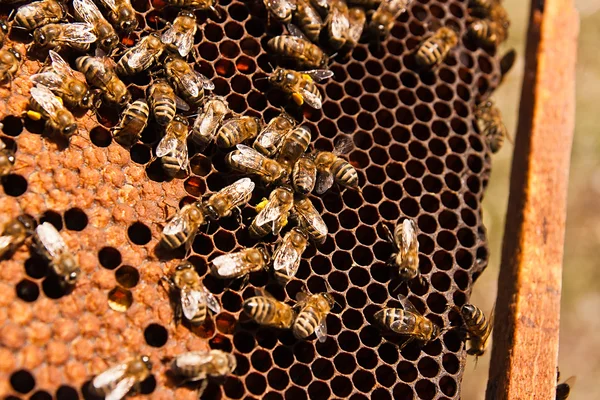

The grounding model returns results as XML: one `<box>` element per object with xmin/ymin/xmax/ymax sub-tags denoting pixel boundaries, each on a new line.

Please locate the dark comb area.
<box><xmin>0</xmin><ymin>0</ymin><xmax>503</xmax><ymax>398</ymax></box>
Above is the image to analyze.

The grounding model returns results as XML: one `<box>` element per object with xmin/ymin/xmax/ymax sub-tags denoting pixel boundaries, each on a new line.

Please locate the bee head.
<box><xmin>398</xmin><ymin>266</ymin><xmax>417</xmax><ymax>280</ymax></box>
<box><xmin>101</xmin><ymin>33</ymin><xmax>119</xmax><ymax>51</ymax></box>
<box><xmin>322</xmin><ymin>293</ymin><xmax>336</xmax><ymax>308</ymax></box>
<box><xmin>17</xmin><ymin>214</ymin><xmax>37</xmax><ymax>235</ymax></box>
<box><xmin>33</xmin><ymin>28</ymin><xmax>50</xmax><ymax>47</ymax></box>
<box><xmin>0</xmin><ymin>21</ymin><xmax>8</xmax><ymax>33</ymax></box>
<box><xmin>460</xmin><ymin>304</ymin><xmax>477</xmax><ymax>320</ymax></box>
<box><xmin>142</xmin><ymin>355</ymin><xmax>152</xmax><ymax>369</ymax></box>
<box><xmin>118</xmin><ymin>8</ymin><xmax>137</xmax><ymax>31</ymax></box>
<box><xmin>179</xmin><ymin>10</ymin><xmax>195</xmax><ymax>18</ymax></box>
<box><xmin>120</xmin><ymin>19</ymin><xmax>137</xmax><ymax>32</ymax></box>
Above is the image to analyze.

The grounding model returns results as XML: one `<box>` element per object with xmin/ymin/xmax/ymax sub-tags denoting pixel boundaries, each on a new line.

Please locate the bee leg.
<box><xmin>196</xmin><ymin>378</ymin><xmax>209</xmax><ymax>399</ymax></box>
<box><xmin>398</xmin><ymin>337</ymin><xmax>414</xmax><ymax>351</ymax></box>
<box><xmin>234</xmin><ymin>207</ymin><xmax>243</xmax><ymax>225</ymax></box>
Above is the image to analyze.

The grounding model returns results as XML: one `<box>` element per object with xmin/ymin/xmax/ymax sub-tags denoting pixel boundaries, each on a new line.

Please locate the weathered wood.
<box><xmin>486</xmin><ymin>0</ymin><xmax>578</xmax><ymax>399</ymax></box>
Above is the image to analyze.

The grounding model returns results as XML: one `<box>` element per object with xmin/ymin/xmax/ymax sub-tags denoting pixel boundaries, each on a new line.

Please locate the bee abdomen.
<box><xmin>162</xmin><ymin>230</ymin><xmax>187</xmax><ymax>250</ymax></box>
<box><xmin>331</xmin><ymin>159</ymin><xmax>359</xmax><ymax>189</ymax></box>
<box><xmin>244</xmin><ymin>298</ymin><xmax>276</xmax><ymax>324</ymax></box>
<box><xmin>248</xmin><ymin>220</ymin><xmax>271</xmax><ymax>238</ymax></box>
<box><xmin>153</xmin><ymin>98</ymin><xmax>176</xmax><ymax>126</ymax></box>
<box><xmin>161</xmin><ymin>156</ymin><xmax>182</xmax><ymax>177</ymax></box>
<box><xmin>293</xmin><ymin>308</ymin><xmax>319</xmax><ymax>339</ymax></box>
<box><xmin>189</xmin><ymin>305</ymin><xmax>208</xmax><ymax>325</ymax></box>
<box><xmin>416</xmin><ymin>41</ymin><xmax>443</xmax><ymax>67</ymax></box>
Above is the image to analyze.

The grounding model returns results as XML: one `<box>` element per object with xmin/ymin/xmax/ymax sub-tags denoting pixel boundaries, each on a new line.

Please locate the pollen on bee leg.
<box><xmin>26</xmin><ymin>110</ymin><xmax>42</xmax><ymax>121</ymax></box>
<box><xmin>292</xmin><ymin>93</ymin><xmax>304</xmax><ymax>105</ymax></box>
<box><xmin>255</xmin><ymin>198</ymin><xmax>269</xmax><ymax>212</ymax></box>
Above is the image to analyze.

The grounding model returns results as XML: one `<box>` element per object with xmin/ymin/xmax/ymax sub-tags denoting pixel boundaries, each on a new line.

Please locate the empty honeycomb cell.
<box><xmin>330</xmin><ymin>375</ymin><xmax>352</xmax><ymax>397</ymax></box>
<box><xmin>115</xmin><ymin>265</ymin><xmax>140</xmax><ymax>289</ymax></box>
<box><xmin>90</xmin><ymin>126</ymin><xmax>112</xmax><ymax>147</ymax></box>
<box><xmin>251</xmin><ymin>349</ymin><xmax>273</xmax><ymax>372</ymax></box>
<box><xmin>273</xmin><ymin>346</ymin><xmax>294</xmax><ymax>368</ymax></box>
<box><xmin>55</xmin><ymin>385</ymin><xmax>78</xmax><ymax>400</ymax></box>
<box><xmin>127</xmin><ymin>222</ymin><xmax>152</xmax><ymax>245</ymax></box>
<box><xmin>30</xmin><ymin>390</ymin><xmax>52</xmax><ymax>400</ymax></box>
<box><xmin>415</xmin><ymin>379</ymin><xmax>437</xmax><ymax>400</ymax></box>
<box><xmin>2</xmin><ymin>174</ymin><xmax>27</xmax><ymax>197</ymax></box>
<box><xmin>290</xmin><ymin>364</ymin><xmax>312</xmax><ymax>387</ymax></box>
<box><xmin>334</xmin><ymin>352</ymin><xmax>356</xmax><ymax>375</ymax></box>
<box><xmin>246</xmin><ymin>372</ymin><xmax>268</xmax><ymax>395</ymax></box>
<box><xmin>10</xmin><ymin>369</ymin><xmax>35</xmax><ymax>394</ymax></box>
<box><xmin>16</xmin><ymin>279</ymin><xmax>40</xmax><ymax>302</ymax></box>
<box><xmin>25</xmin><ymin>257</ymin><xmax>49</xmax><ymax>280</ymax></box>
<box><xmin>341</xmin><ymin>98</ymin><xmax>360</xmax><ymax>115</ymax></box>
<box><xmin>2</xmin><ymin>115</ymin><xmax>23</xmax><ymax>136</ymax></box>
<box><xmin>293</xmin><ymin>342</ymin><xmax>315</xmax><ymax>365</ymax></box>
<box><xmin>418</xmin><ymin>356</ymin><xmax>441</xmax><ymax>378</ymax></box>
<box><xmin>98</xmin><ymin>247</ymin><xmax>122</xmax><ymax>270</ymax></box>
<box><xmin>455</xmin><ymin>248</ymin><xmax>474</xmax><ymax>270</ymax></box>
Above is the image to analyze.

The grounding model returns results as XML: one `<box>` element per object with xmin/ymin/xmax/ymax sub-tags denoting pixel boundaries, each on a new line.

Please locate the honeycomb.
<box><xmin>0</xmin><ymin>0</ymin><xmax>503</xmax><ymax>398</ymax></box>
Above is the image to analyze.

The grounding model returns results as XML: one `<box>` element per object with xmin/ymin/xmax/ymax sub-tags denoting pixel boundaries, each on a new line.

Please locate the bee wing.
<box><xmin>48</xmin><ymin>50</ymin><xmax>80</xmax><ymax>80</ymax></box>
<box><xmin>180</xmin><ymin>286</ymin><xmax>201</xmax><ymax>320</ymax></box>
<box><xmin>196</xmin><ymin>72</ymin><xmax>215</xmax><ymax>90</ymax></box>
<box><xmin>295</xmin><ymin>290</ymin><xmax>308</xmax><ymax>304</ymax></box>
<box><xmin>389</xmin><ymin>314</ymin><xmax>420</xmax><ymax>334</ymax></box>
<box><xmin>218</xmin><ymin>178</ymin><xmax>256</xmax><ymax>207</ymax></box>
<box><xmin>30</xmin><ymin>72</ymin><xmax>64</xmax><ymax>93</ymax></box>
<box><xmin>212</xmin><ymin>251</ymin><xmax>246</xmax><ymax>277</ymax></box>
<box><xmin>176</xmin><ymin>350</ymin><xmax>213</xmax><ymax>369</ymax></box>
<box><xmin>230</xmin><ymin>144</ymin><xmax>269</xmax><ymax>175</ymax></box>
<box><xmin>200</xmin><ymin>285</ymin><xmax>221</xmax><ymax>314</ymax></box>
<box><xmin>266</xmin><ymin>0</ymin><xmax>296</xmax><ymax>19</ymax></box>
<box><xmin>0</xmin><ymin>235</ymin><xmax>13</xmax><ymax>250</ymax></box>
<box><xmin>180</xmin><ymin>72</ymin><xmax>200</xmax><ymax>98</ymax></box>
<box><xmin>314</xmin><ymin>170</ymin><xmax>334</xmax><ymax>194</ymax></box>
<box><xmin>30</xmin><ymin>85</ymin><xmax>63</xmax><ymax>119</ymax></box>
<box><xmin>397</xmin><ymin>295</ymin><xmax>420</xmax><ymax>316</ymax></box>
<box><xmin>295</xmin><ymin>201</ymin><xmax>327</xmax><ymax>237</ymax></box>
<box><xmin>303</xmin><ymin>69</ymin><xmax>334</xmax><ymax>82</ymax></box>
<box><xmin>163</xmin><ymin>213</ymin><xmax>190</xmax><ymax>236</ymax></box>
<box><xmin>400</xmin><ymin>219</ymin><xmax>418</xmax><ymax>253</ymax></box>
<box><xmin>298</xmin><ymin>87</ymin><xmax>323</xmax><ymax>109</ymax></box>
<box><xmin>125</xmin><ymin>40</ymin><xmax>156</xmax><ymax>69</ymax></box>
<box><xmin>105</xmin><ymin>376</ymin><xmax>137</xmax><ymax>400</ymax></box>
<box><xmin>347</xmin><ymin>9</ymin><xmax>366</xmax><ymax>43</ymax></box>
<box><xmin>333</xmin><ymin>136</ymin><xmax>353</xmax><ymax>155</ymax></box>
<box><xmin>315</xmin><ymin>318</ymin><xmax>328</xmax><ymax>343</ymax></box>
<box><xmin>329</xmin><ymin>7</ymin><xmax>349</xmax><ymax>38</ymax></box>
<box><xmin>194</xmin><ymin>105</ymin><xmax>215</xmax><ymax>136</ymax></box>
<box><xmin>161</xmin><ymin>27</ymin><xmax>176</xmax><ymax>45</ymax></box>
<box><xmin>92</xmin><ymin>363</ymin><xmax>129</xmax><ymax>392</ymax></box>
<box><xmin>59</xmin><ymin>23</ymin><xmax>98</xmax><ymax>44</ymax></box>
<box><xmin>272</xmin><ymin>237</ymin><xmax>302</xmax><ymax>277</ymax></box>
<box><xmin>73</xmin><ymin>0</ymin><xmax>106</xmax><ymax>24</ymax></box>
<box><xmin>287</xmin><ymin>24</ymin><xmax>309</xmax><ymax>41</ymax></box>
<box><xmin>99</xmin><ymin>0</ymin><xmax>118</xmax><ymax>12</ymax></box>
<box><xmin>175</xmin><ymin>95</ymin><xmax>191</xmax><ymax>111</ymax></box>
<box><xmin>157</xmin><ymin>136</ymin><xmax>188</xmax><ymax>169</ymax></box>
<box><xmin>255</xmin><ymin>195</ymin><xmax>288</xmax><ymax>232</ymax></box>
<box><xmin>177</xmin><ymin>31</ymin><xmax>195</xmax><ymax>57</ymax></box>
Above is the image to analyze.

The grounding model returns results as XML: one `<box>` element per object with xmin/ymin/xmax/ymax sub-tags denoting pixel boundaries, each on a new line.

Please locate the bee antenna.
<box><xmin>254</xmin><ymin>76</ymin><xmax>268</xmax><ymax>82</ymax></box>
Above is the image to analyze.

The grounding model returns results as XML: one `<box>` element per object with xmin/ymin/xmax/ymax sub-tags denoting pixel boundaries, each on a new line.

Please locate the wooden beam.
<box><xmin>486</xmin><ymin>0</ymin><xmax>578</xmax><ymax>399</ymax></box>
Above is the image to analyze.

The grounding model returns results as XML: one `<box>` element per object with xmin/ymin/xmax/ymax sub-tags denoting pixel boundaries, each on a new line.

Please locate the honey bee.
<box><xmin>267</xmin><ymin>35</ymin><xmax>329</xmax><ymax>69</ymax></box>
<box><xmin>345</xmin><ymin>7</ymin><xmax>366</xmax><ymax>50</ymax></box>
<box><xmin>210</xmin><ymin>246</ymin><xmax>271</xmax><ymax>283</ymax></box>
<box><xmin>116</xmin><ymin>33</ymin><xmax>165</xmax><ymax>76</ymax></box>
<box><xmin>292</xmin><ymin>0</ymin><xmax>323</xmax><ymax>43</ymax></box>
<box><xmin>76</xmin><ymin>56</ymin><xmax>131</xmax><ymax>106</ymax></box>
<box><xmin>243</xmin><ymin>287</ymin><xmax>297</xmax><ymax>329</ymax></box>
<box><xmin>309</xmin><ymin>0</ymin><xmax>329</xmax><ymax>14</ymax></box>
<box><xmin>111</xmin><ymin>99</ymin><xmax>149</xmax><ymax>148</ymax></box>
<box><xmin>31</xmin><ymin>50</ymin><xmax>96</xmax><ymax>109</ymax></box>
<box><xmin>326</xmin><ymin>0</ymin><xmax>350</xmax><ymax>50</ymax></box>
<box><xmin>157</xmin><ymin>115</ymin><xmax>190</xmax><ymax>177</ymax></box>
<box><xmin>161</xmin><ymin>10</ymin><xmax>197</xmax><ymax>58</ymax></box>
<box><xmin>468</xmin><ymin>6</ymin><xmax>509</xmax><ymax>48</ymax></box>
<box><xmin>160</xmin><ymin>201</ymin><xmax>205</xmax><ymax>252</ymax></box>
<box><xmin>162</xmin><ymin>261</ymin><xmax>220</xmax><ymax>325</ymax></box>
<box><xmin>33</xmin><ymin>23</ymin><xmax>97</xmax><ymax>52</ymax></box>
<box><xmin>313</xmin><ymin>137</ymin><xmax>360</xmax><ymax>194</ymax></box>
<box><xmin>249</xmin><ymin>186</ymin><xmax>294</xmax><ymax>238</ymax></box>
<box><xmin>147</xmin><ymin>79</ymin><xmax>189</xmax><ymax>126</ymax></box>
<box><xmin>191</xmin><ymin>95</ymin><xmax>229</xmax><ymax>149</ymax></box>
<box><xmin>165</xmin><ymin>0</ymin><xmax>219</xmax><ymax>16</ymax></box>
<box><xmin>275</xmin><ymin>125</ymin><xmax>311</xmax><ymax>171</ymax></box>
<box><xmin>216</xmin><ymin>115</ymin><xmax>261</xmax><ymax>149</ymax></box>
<box><xmin>468</xmin><ymin>0</ymin><xmax>496</xmax><ymax>16</ymax></box>
<box><xmin>292</xmin><ymin>197</ymin><xmax>327</xmax><ymax>243</ymax></box>
<box><xmin>268</xmin><ymin>68</ymin><xmax>333</xmax><ymax>109</ymax></box>
<box><xmin>253</xmin><ymin>111</ymin><xmax>296</xmax><ymax>157</ymax></box>
<box><xmin>91</xmin><ymin>356</ymin><xmax>152</xmax><ymax>400</ymax></box>
<box><xmin>0</xmin><ymin>139</ymin><xmax>15</xmax><ymax>178</ymax></box>
<box><xmin>347</xmin><ymin>0</ymin><xmax>381</xmax><ymax>8</ymax></box>
<box><xmin>415</xmin><ymin>27</ymin><xmax>459</xmax><ymax>69</ymax></box>
<box><xmin>374</xmin><ymin>295</ymin><xmax>441</xmax><ymax>346</ymax></box>
<box><xmin>0</xmin><ymin>48</ymin><xmax>20</xmax><ymax>84</ymax></box>
<box><xmin>272</xmin><ymin>227</ymin><xmax>309</xmax><ymax>282</ymax></box>
<box><xmin>33</xmin><ymin>222</ymin><xmax>80</xmax><ymax>285</ymax></box>
<box><xmin>13</xmin><ymin>0</ymin><xmax>66</xmax><ymax>31</ymax></box>
<box><xmin>264</xmin><ymin>0</ymin><xmax>296</xmax><ymax>23</ymax></box>
<box><xmin>73</xmin><ymin>0</ymin><xmax>119</xmax><ymax>51</ymax></box>
<box><xmin>293</xmin><ymin>290</ymin><xmax>335</xmax><ymax>342</ymax></box>
<box><xmin>97</xmin><ymin>0</ymin><xmax>138</xmax><ymax>32</ymax></box>
<box><xmin>458</xmin><ymin>303</ymin><xmax>493</xmax><ymax>357</ymax></box>
<box><xmin>474</xmin><ymin>100</ymin><xmax>508</xmax><ymax>153</ymax></box>
<box><xmin>226</xmin><ymin>144</ymin><xmax>287</xmax><ymax>185</ymax></box>
<box><xmin>368</xmin><ymin>0</ymin><xmax>411</xmax><ymax>40</ymax></box>
<box><xmin>171</xmin><ymin>350</ymin><xmax>236</xmax><ymax>396</ymax></box>
<box><xmin>202</xmin><ymin>177</ymin><xmax>256</xmax><ymax>220</ymax></box>
<box><xmin>27</xmin><ymin>84</ymin><xmax>78</xmax><ymax>138</ymax></box>
<box><xmin>0</xmin><ymin>214</ymin><xmax>36</xmax><ymax>259</ymax></box>
<box><xmin>381</xmin><ymin>219</ymin><xmax>420</xmax><ymax>281</ymax></box>
<box><xmin>165</xmin><ymin>55</ymin><xmax>214</xmax><ymax>107</ymax></box>
<box><xmin>292</xmin><ymin>155</ymin><xmax>317</xmax><ymax>194</ymax></box>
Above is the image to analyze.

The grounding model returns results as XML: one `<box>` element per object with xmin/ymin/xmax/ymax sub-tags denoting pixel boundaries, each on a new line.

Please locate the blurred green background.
<box><xmin>461</xmin><ymin>1</ymin><xmax>600</xmax><ymax>398</ymax></box>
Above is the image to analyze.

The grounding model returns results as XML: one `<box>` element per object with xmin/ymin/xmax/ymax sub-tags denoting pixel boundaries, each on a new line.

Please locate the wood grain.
<box><xmin>486</xmin><ymin>0</ymin><xmax>578</xmax><ymax>399</ymax></box>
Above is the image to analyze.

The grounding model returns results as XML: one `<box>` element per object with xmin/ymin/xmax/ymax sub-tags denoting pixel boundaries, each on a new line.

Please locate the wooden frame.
<box><xmin>486</xmin><ymin>0</ymin><xmax>578</xmax><ymax>398</ymax></box>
